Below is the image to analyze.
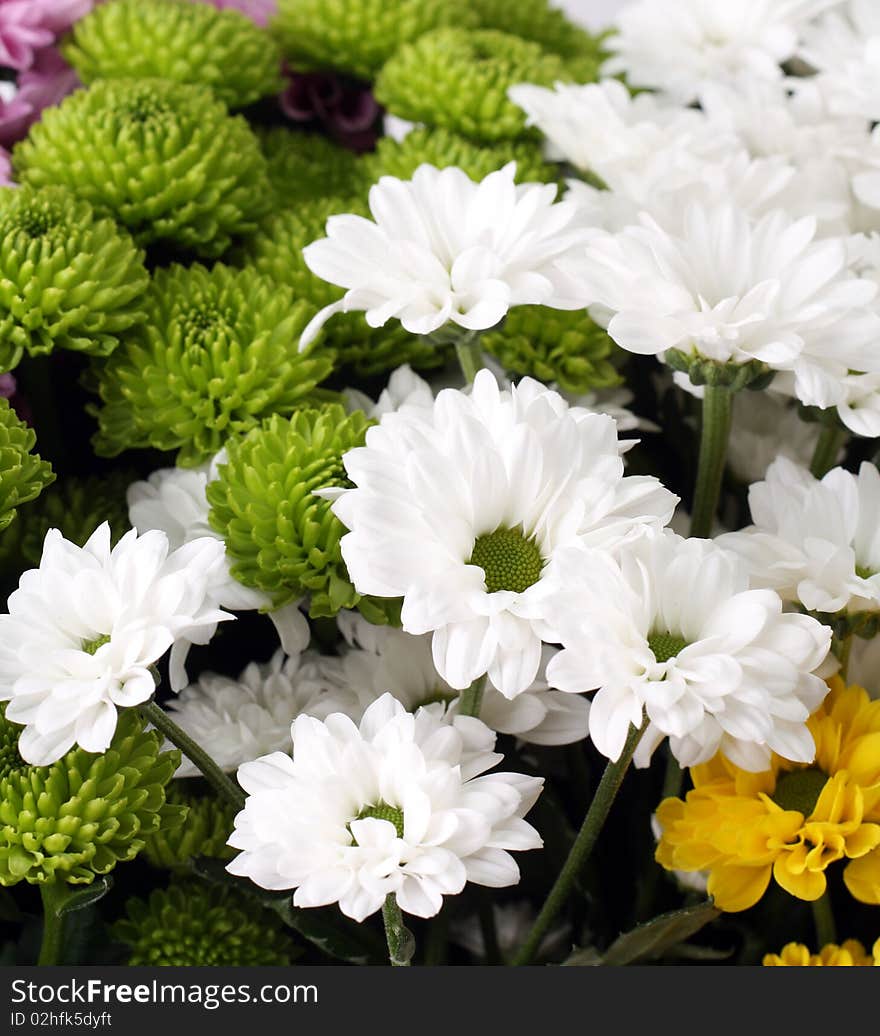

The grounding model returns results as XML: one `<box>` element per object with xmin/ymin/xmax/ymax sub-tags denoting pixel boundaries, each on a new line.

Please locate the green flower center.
<box><xmin>352</xmin><ymin>802</ymin><xmax>405</xmax><ymax>840</ymax></box>
<box><xmin>7</xmin><ymin>201</ymin><xmax>65</xmax><ymax>238</ymax></box>
<box><xmin>469</xmin><ymin>526</ymin><xmax>543</xmax><ymax>594</ymax></box>
<box><xmin>82</xmin><ymin>634</ymin><xmax>111</xmax><ymax>655</ymax></box>
<box><xmin>647</xmin><ymin>632</ymin><xmax>689</xmax><ymax>664</ymax></box>
<box><xmin>772</xmin><ymin>768</ymin><xmax>828</xmax><ymax>817</ymax></box>
<box><xmin>119</xmin><ymin>90</ymin><xmax>172</xmax><ymax>124</ymax></box>
<box><xmin>856</xmin><ymin>564</ymin><xmax>876</xmax><ymax>580</ymax></box>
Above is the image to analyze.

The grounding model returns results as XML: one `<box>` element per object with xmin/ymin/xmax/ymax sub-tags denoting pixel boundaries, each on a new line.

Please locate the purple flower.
<box><xmin>280</xmin><ymin>70</ymin><xmax>381</xmax><ymax>153</ymax></box>
<box><xmin>0</xmin><ymin>144</ymin><xmax>12</xmax><ymax>184</ymax></box>
<box><xmin>0</xmin><ymin>2</ymin><xmax>54</xmax><ymax>71</ymax></box>
<box><xmin>0</xmin><ymin>47</ymin><xmax>80</xmax><ymax>148</ymax></box>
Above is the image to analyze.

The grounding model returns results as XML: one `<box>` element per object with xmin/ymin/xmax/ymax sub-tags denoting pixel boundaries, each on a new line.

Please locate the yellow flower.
<box><xmin>763</xmin><ymin>940</ymin><xmax>876</xmax><ymax>966</ymax></box>
<box><xmin>656</xmin><ymin>679</ymin><xmax>880</xmax><ymax>911</ymax></box>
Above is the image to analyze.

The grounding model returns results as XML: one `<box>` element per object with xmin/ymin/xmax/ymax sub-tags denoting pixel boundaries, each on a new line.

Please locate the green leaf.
<box><xmin>564</xmin><ymin>899</ymin><xmax>721</xmax><ymax>966</ymax></box>
<box><xmin>54</xmin><ymin>877</ymin><xmax>113</xmax><ymax>917</ymax></box>
<box><xmin>190</xmin><ymin>856</ymin><xmax>386</xmax><ymax>964</ymax></box>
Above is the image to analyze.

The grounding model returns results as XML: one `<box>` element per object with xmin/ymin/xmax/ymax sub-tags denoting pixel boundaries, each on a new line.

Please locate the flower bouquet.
<box><xmin>1</xmin><ymin>0</ymin><xmax>879</xmax><ymax>972</ymax></box>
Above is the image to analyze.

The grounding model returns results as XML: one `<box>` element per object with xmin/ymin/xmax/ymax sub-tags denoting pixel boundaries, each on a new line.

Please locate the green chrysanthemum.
<box><xmin>64</xmin><ymin>0</ymin><xmax>284</xmax><ymax>110</ymax></box>
<box><xmin>361</xmin><ymin>127</ymin><xmax>557</xmax><ymax>185</ymax></box>
<box><xmin>238</xmin><ymin>198</ymin><xmax>442</xmax><ymax>375</ymax></box>
<box><xmin>0</xmin><ymin>470</ymin><xmax>130</xmax><ymax>577</ymax></box>
<box><xmin>14</xmin><ymin>79</ymin><xmax>272</xmax><ymax>257</ymax></box>
<box><xmin>272</xmin><ymin>0</ymin><xmax>478</xmax><ymax>79</ymax></box>
<box><xmin>90</xmin><ymin>262</ymin><xmax>334</xmax><ymax>466</ymax></box>
<box><xmin>0</xmin><ymin>397</ymin><xmax>54</xmax><ymax>535</ymax></box>
<box><xmin>114</xmin><ymin>881</ymin><xmax>295</xmax><ymax>965</ymax></box>
<box><xmin>470</xmin><ymin>0</ymin><xmax>605</xmax><ymax>78</ymax></box>
<box><xmin>374</xmin><ymin>28</ymin><xmax>570</xmax><ymax>142</ymax></box>
<box><xmin>0</xmin><ymin>185</ymin><xmax>148</xmax><ymax>372</ymax></box>
<box><xmin>0</xmin><ymin>709</ymin><xmax>184</xmax><ymax>886</ymax></box>
<box><xmin>483</xmin><ymin>307</ymin><xmax>623</xmax><ymax>394</ymax></box>
<box><xmin>142</xmin><ymin>786</ymin><xmax>235</xmax><ymax>873</ymax></box>
<box><xmin>258</xmin><ymin>128</ymin><xmax>366</xmax><ymax>208</ymax></box>
<box><xmin>208</xmin><ymin>404</ymin><xmax>390</xmax><ymax>619</ymax></box>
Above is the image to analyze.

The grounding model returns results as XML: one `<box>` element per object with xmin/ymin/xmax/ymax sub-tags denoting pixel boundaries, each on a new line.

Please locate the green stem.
<box><xmin>382</xmin><ymin>894</ymin><xmax>414</xmax><ymax>966</ymax></box>
<box><xmin>512</xmin><ymin>717</ymin><xmax>648</xmax><ymax>967</ymax></box>
<box><xmin>812</xmin><ymin>893</ymin><xmax>837</xmax><ymax>948</ymax></box>
<box><xmin>139</xmin><ymin>700</ymin><xmax>245</xmax><ymax>811</ymax></box>
<box><xmin>689</xmin><ymin>385</ymin><xmax>733</xmax><ymax>539</ymax></box>
<box><xmin>835</xmin><ymin>633</ymin><xmax>853</xmax><ymax>682</ymax></box>
<box><xmin>454</xmin><ymin>332</ymin><xmax>483</xmax><ymax>384</ymax></box>
<box><xmin>38</xmin><ymin>882</ymin><xmax>68</xmax><ymax>966</ymax></box>
<box><xmin>810</xmin><ymin>423</ymin><xmax>847</xmax><ymax>479</ymax></box>
<box><xmin>457</xmin><ymin>675</ymin><xmax>486</xmax><ymax>719</ymax></box>
<box><xmin>478</xmin><ymin>896</ymin><xmax>502</xmax><ymax>965</ymax></box>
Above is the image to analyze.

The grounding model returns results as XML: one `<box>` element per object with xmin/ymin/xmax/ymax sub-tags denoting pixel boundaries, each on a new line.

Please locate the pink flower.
<box><xmin>0</xmin><ymin>2</ymin><xmax>53</xmax><ymax>71</ymax></box>
<box><xmin>0</xmin><ymin>48</ymin><xmax>79</xmax><ymax>148</ymax></box>
<box><xmin>0</xmin><ymin>145</ymin><xmax>12</xmax><ymax>186</ymax></box>
<box><xmin>30</xmin><ymin>0</ymin><xmax>94</xmax><ymax>37</ymax></box>
<box><xmin>194</xmin><ymin>0</ymin><xmax>276</xmax><ymax>28</ymax></box>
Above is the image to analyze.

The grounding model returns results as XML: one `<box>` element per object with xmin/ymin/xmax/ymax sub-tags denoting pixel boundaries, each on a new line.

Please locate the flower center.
<box><xmin>82</xmin><ymin>634</ymin><xmax>111</xmax><ymax>656</ymax></box>
<box><xmin>647</xmin><ymin>632</ymin><xmax>689</xmax><ymax>664</ymax></box>
<box><xmin>469</xmin><ymin>526</ymin><xmax>543</xmax><ymax>594</ymax></box>
<box><xmin>352</xmin><ymin>802</ymin><xmax>405</xmax><ymax>840</ymax></box>
<box><xmin>856</xmin><ymin>564</ymin><xmax>876</xmax><ymax>580</ymax></box>
<box><xmin>772</xmin><ymin>768</ymin><xmax>828</xmax><ymax>817</ymax></box>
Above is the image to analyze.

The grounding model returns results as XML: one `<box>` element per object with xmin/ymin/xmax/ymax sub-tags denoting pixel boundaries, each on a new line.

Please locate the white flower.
<box><xmin>226</xmin><ymin>693</ymin><xmax>544</xmax><ymax>920</ymax></box>
<box><xmin>298</xmin><ymin>163</ymin><xmax>592</xmax><ymax>350</ymax></box>
<box><xmin>329</xmin><ymin>612</ymin><xmax>590</xmax><ymax>747</ymax></box>
<box><xmin>343</xmin><ymin>364</ymin><xmax>435</xmax><ymax>420</ymax></box>
<box><xmin>127</xmin><ymin>460</ymin><xmax>310</xmax><ymax>684</ymax></box>
<box><xmin>563</xmin><ymin>202</ymin><xmax>880</xmax><ymax>406</ymax></box>
<box><xmin>165</xmin><ymin>649</ymin><xmax>343</xmax><ymax>776</ymax></box>
<box><xmin>544</xmin><ymin>532</ymin><xmax>831</xmax><ymax>771</ymax></box>
<box><xmin>718</xmin><ymin>457</ymin><xmax>880</xmax><ymax>615</ymax></box>
<box><xmin>602</xmin><ymin>0</ymin><xmax>841</xmax><ymax>103</ymax></box>
<box><xmin>0</xmin><ymin>523</ymin><xmax>232</xmax><ymax>765</ymax></box>
<box><xmin>846</xmin><ymin>632</ymin><xmax>880</xmax><ymax>697</ymax></box>
<box><xmin>508</xmin><ymin>79</ymin><xmax>732</xmax><ymax>188</ymax></box>
<box><xmin>726</xmin><ymin>391</ymin><xmax>821</xmax><ymax>484</ymax></box>
<box><xmin>800</xmin><ymin>0</ymin><xmax>880</xmax><ymax>122</ymax></box>
<box><xmin>565</xmin><ymin>387</ymin><xmax>658</xmax><ymax>436</ymax></box>
<box><xmin>331</xmin><ymin>369</ymin><xmax>677</xmax><ymax>699</ymax></box>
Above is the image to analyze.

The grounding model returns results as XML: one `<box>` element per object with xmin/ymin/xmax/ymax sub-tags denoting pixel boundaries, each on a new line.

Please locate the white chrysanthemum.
<box><xmin>127</xmin><ymin>460</ymin><xmax>310</xmax><ymax>681</ymax></box>
<box><xmin>562</xmin><ymin>202</ymin><xmax>880</xmax><ymax>405</ymax></box>
<box><xmin>0</xmin><ymin>523</ymin><xmax>231</xmax><ymax>765</ymax></box>
<box><xmin>602</xmin><ymin>0</ymin><xmax>841</xmax><ymax>103</ymax></box>
<box><xmin>800</xmin><ymin>0</ymin><xmax>880</xmax><ymax>122</ymax></box>
<box><xmin>298</xmin><ymin>163</ymin><xmax>593</xmax><ymax>350</ymax></box>
<box><xmin>566</xmin><ymin>387</ymin><xmax>658</xmax><ymax>436</ymax></box>
<box><xmin>330</xmin><ymin>369</ymin><xmax>677</xmax><ymax>699</ymax></box>
<box><xmin>699</xmin><ymin>78</ymin><xmax>877</xmax><ymax>232</ymax></box>
<box><xmin>328</xmin><ymin>612</ymin><xmax>590</xmax><ymax>747</ymax></box>
<box><xmin>165</xmin><ymin>649</ymin><xmax>343</xmax><ymax>777</ymax></box>
<box><xmin>543</xmin><ymin>532</ymin><xmax>831</xmax><ymax>771</ymax></box>
<box><xmin>344</xmin><ymin>364</ymin><xmax>435</xmax><ymax>420</ymax></box>
<box><xmin>726</xmin><ymin>391</ymin><xmax>821</xmax><ymax>484</ymax></box>
<box><xmin>508</xmin><ymin>79</ymin><xmax>732</xmax><ymax>188</ymax></box>
<box><xmin>226</xmin><ymin>693</ymin><xmax>544</xmax><ymax>920</ymax></box>
<box><xmin>718</xmin><ymin>457</ymin><xmax>880</xmax><ymax>616</ymax></box>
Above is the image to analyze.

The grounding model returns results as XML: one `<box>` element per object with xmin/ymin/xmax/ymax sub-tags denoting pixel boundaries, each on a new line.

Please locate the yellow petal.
<box><xmin>707</xmin><ymin>864</ymin><xmax>771</xmax><ymax>912</ymax></box>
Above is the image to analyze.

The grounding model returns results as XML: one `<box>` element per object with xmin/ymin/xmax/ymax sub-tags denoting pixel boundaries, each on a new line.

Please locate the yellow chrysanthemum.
<box><xmin>656</xmin><ymin>679</ymin><xmax>880</xmax><ymax>912</ymax></box>
<box><xmin>763</xmin><ymin>939</ymin><xmax>876</xmax><ymax>966</ymax></box>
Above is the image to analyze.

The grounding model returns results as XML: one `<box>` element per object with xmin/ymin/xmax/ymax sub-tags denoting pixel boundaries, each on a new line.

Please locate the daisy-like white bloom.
<box><xmin>0</xmin><ymin>523</ymin><xmax>231</xmax><ymax>765</ymax></box>
<box><xmin>227</xmin><ymin>693</ymin><xmax>544</xmax><ymax>920</ymax></box>
<box><xmin>166</xmin><ymin>649</ymin><xmax>341</xmax><ymax>777</ymax></box>
<box><xmin>602</xmin><ymin>0</ymin><xmax>842</xmax><ymax>103</ymax></box>
<box><xmin>726</xmin><ymin>391</ymin><xmax>821</xmax><ymax>484</ymax></box>
<box><xmin>718</xmin><ymin>457</ymin><xmax>880</xmax><ymax>617</ymax></box>
<box><xmin>562</xmin><ymin>202</ymin><xmax>880</xmax><ymax>406</ymax></box>
<box><xmin>330</xmin><ymin>369</ymin><xmax>677</xmax><ymax>699</ymax></box>
<box><xmin>327</xmin><ymin>612</ymin><xmax>590</xmax><ymax>747</ymax></box>
<box><xmin>127</xmin><ymin>459</ymin><xmax>309</xmax><ymax>684</ymax></box>
<box><xmin>799</xmin><ymin>0</ymin><xmax>880</xmax><ymax>122</ymax></box>
<box><xmin>297</xmin><ymin>162</ymin><xmax>592</xmax><ymax>350</ymax></box>
<box><xmin>544</xmin><ymin>531</ymin><xmax>831</xmax><ymax>771</ymax></box>
<box><xmin>344</xmin><ymin>364</ymin><xmax>435</xmax><ymax>420</ymax></box>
